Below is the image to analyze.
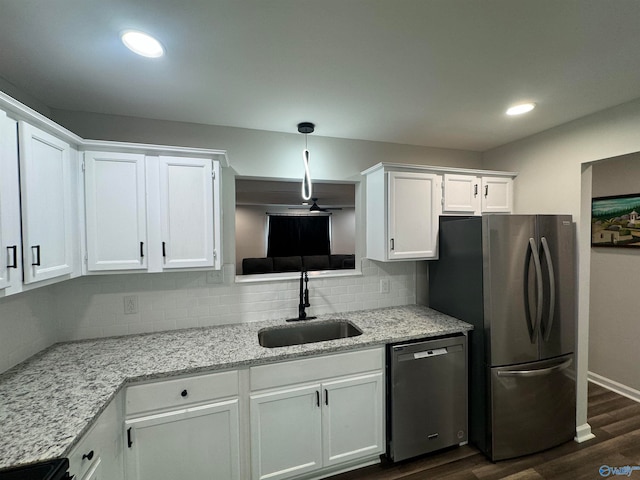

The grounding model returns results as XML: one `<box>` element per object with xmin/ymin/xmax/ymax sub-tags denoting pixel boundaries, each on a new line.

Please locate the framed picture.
<box><xmin>592</xmin><ymin>193</ymin><xmax>640</xmax><ymax>247</ymax></box>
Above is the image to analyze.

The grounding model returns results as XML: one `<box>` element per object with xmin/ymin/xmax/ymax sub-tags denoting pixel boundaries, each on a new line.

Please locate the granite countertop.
<box><xmin>0</xmin><ymin>305</ymin><xmax>471</xmax><ymax>470</ymax></box>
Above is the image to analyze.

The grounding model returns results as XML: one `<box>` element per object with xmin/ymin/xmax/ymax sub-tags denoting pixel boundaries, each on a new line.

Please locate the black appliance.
<box><xmin>0</xmin><ymin>459</ymin><xmax>70</xmax><ymax>480</ymax></box>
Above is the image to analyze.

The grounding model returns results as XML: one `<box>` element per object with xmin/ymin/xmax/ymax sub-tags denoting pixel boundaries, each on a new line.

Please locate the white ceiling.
<box><xmin>2</xmin><ymin>0</ymin><xmax>640</xmax><ymax>152</ymax></box>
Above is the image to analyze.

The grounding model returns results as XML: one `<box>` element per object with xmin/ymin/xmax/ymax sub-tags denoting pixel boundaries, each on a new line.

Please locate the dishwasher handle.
<box><xmin>394</xmin><ymin>343</ymin><xmax>463</xmax><ymax>362</ymax></box>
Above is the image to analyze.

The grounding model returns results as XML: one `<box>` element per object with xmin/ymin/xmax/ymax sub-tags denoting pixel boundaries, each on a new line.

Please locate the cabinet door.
<box><xmin>250</xmin><ymin>384</ymin><xmax>323</xmax><ymax>480</ymax></box>
<box><xmin>69</xmin><ymin>396</ymin><xmax>123</xmax><ymax>480</ymax></box>
<box><xmin>388</xmin><ymin>171</ymin><xmax>440</xmax><ymax>259</ymax></box>
<box><xmin>126</xmin><ymin>399</ymin><xmax>240</xmax><ymax>480</ymax></box>
<box><xmin>84</xmin><ymin>151</ymin><xmax>147</xmax><ymax>271</ymax></box>
<box><xmin>79</xmin><ymin>457</ymin><xmax>102</xmax><ymax>480</ymax></box>
<box><xmin>0</xmin><ymin>111</ymin><xmax>22</xmax><ymax>293</ymax></box>
<box><xmin>481</xmin><ymin>177</ymin><xmax>513</xmax><ymax>213</ymax></box>
<box><xmin>158</xmin><ymin>156</ymin><xmax>216</xmax><ymax>269</ymax></box>
<box><xmin>443</xmin><ymin>174</ymin><xmax>480</xmax><ymax>214</ymax></box>
<box><xmin>321</xmin><ymin>372</ymin><xmax>384</xmax><ymax>467</ymax></box>
<box><xmin>18</xmin><ymin>121</ymin><xmax>74</xmax><ymax>283</ymax></box>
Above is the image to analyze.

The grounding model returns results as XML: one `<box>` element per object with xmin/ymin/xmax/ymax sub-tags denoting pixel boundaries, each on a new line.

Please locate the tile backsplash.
<box><xmin>0</xmin><ymin>259</ymin><xmax>416</xmax><ymax>373</ymax></box>
<box><xmin>53</xmin><ymin>259</ymin><xmax>416</xmax><ymax>340</ymax></box>
<box><xmin>0</xmin><ymin>288</ymin><xmax>57</xmax><ymax>374</ymax></box>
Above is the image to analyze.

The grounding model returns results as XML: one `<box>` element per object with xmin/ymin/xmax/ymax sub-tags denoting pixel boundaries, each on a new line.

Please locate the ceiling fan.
<box><xmin>290</xmin><ymin>198</ymin><xmax>342</xmax><ymax>212</ymax></box>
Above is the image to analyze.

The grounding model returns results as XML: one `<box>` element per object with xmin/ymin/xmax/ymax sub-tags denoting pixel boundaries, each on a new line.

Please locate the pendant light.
<box><xmin>298</xmin><ymin>122</ymin><xmax>315</xmax><ymax>201</ymax></box>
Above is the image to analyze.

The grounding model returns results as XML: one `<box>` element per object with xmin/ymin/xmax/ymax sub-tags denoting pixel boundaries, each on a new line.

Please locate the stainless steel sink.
<box><xmin>258</xmin><ymin>320</ymin><xmax>363</xmax><ymax>348</ymax></box>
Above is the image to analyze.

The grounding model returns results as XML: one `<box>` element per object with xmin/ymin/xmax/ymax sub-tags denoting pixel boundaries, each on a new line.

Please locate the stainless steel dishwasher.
<box><xmin>387</xmin><ymin>334</ymin><xmax>468</xmax><ymax>462</ymax></box>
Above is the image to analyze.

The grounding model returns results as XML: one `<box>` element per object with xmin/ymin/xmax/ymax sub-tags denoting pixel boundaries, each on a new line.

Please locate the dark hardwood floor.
<box><xmin>328</xmin><ymin>382</ymin><xmax>640</xmax><ymax>480</ymax></box>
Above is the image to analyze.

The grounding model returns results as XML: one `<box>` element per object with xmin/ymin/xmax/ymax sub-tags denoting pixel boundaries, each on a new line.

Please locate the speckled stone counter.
<box><xmin>0</xmin><ymin>305</ymin><xmax>471</xmax><ymax>470</ymax></box>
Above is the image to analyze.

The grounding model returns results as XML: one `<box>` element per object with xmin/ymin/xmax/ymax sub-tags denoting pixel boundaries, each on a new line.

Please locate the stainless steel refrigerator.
<box><xmin>429</xmin><ymin>215</ymin><xmax>576</xmax><ymax>461</ymax></box>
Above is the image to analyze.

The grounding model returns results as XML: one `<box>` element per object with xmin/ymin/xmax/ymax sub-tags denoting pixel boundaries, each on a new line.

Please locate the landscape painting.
<box><xmin>592</xmin><ymin>193</ymin><xmax>640</xmax><ymax>247</ymax></box>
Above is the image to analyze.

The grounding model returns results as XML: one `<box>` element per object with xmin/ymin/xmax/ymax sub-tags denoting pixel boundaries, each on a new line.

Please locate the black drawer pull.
<box><xmin>181</xmin><ymin>389</ymin><xmax>188</xmax><ymax>397</ymax></box>
<box><xmin>140</xmin><ymin>241</ymin><xmax>144</xmax><ymax>258</ymax></box>
<box><xmin>7</xmin><ymin>246</ymin><xmax>18</xmax><ymax>269</ymax></box>
<box><xmin>31</xmin><ymin>245</ymin><xmax>41</xmax><ymax>266</ymax></box>
<box><xmin>82</xmin><ymin>450</ymin><xmax>94</xmax><ymax>461</ymax></box>
<box><xmin>162</xmin><ymin>241</ymin><xmax>167</xmax><ymax>258</ymax></box>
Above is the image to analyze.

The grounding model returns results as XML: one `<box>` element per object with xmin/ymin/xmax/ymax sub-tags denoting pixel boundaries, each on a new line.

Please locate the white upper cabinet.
<box><xmin>388</xmin><ymin>171</ymin><xmax>440</xmax><ymax>260</ymax></box>
<box><xmin>443</xmin><ymin>173</ymin><xmax>513</xmax><ymax>215</ymax></box>
<box><xmin>364</xmin><ymin>164</ymin><xmax>517</xmax><ymax>261</ymax></box>
<box><xmin>481</xmin><ymin>176</ymin><xmax>513</xmax><ymax>213</ymax></box>
<box><xmin>365</xmin><ymin>165</ymin><xmax>441</xmax><ymax>261</ymax></box>
<box><xmin>443</xmin><ymin>173</ymin><xmax>481</xmax><ymax>213</ymax></box>
<box><xmin>18</xmin><ymin>121</ymin><xmax>74</xmax><ymax>283</ymax></box>
<box><xmin>0</xmin><ymin>111</ymin><xmax>22</xmax><ymax>294</ymax></box>
<box><xmin>84</xmin><ymin>151</ymin><xmax>147</xmax><ymax>271</ymax></box>
<box><xmin>83</xmin><ymin>150</ymin><xmax>222</xmax><ymax>273</ymax></box>
<box><xmin>158</xmin><ymin>156</ymin><xmax>217</xmax><ymax>269</ymax></box>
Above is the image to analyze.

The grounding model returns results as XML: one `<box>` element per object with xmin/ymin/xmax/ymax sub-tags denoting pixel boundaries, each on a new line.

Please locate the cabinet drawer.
<box><xmin>251</xmin><ymin>347</ymin><xmax>384</xmax><ymax>391</ymax></box>
<box><xmin>126</xmin><ymin>370</ymin><xmax>238</xmax><ymax>416</ymax></box>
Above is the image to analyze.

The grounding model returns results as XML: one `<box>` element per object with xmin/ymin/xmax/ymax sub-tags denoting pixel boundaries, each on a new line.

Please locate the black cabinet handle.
<box><xmin>127</xmin><ymin>427</ymin><xmax>133</xmax><ymax>448</ymax></box>
<box><xmin>315</xmin><ymin>390</ymin><xmax>320</xmax><ymax>407</ymax></box>
<box><xmin>7</xmin><ymin>246</ymin><xmax>18</xmax><ymax>269</ymax></box>
<box><xmin>485</xmin><ymin>185</ymin><xmax>489</xmax><ymax>197</ymax></box>
<box><xmin>390</xmin><ymin>238</ymin><xmax>395</xmax><ymax>251</ymax></box>
<box><xmin>31</xmin><ymin>245</ymin><xmax>41</xmax><ymax>266</ymax></box>
<box><xmin>324</xmin><ymin>389</ymin><xmax>329</xmax><ymax>405</ymax></box>
<box><xmin>181</xmin><ymin>389</ymin><xmax>188</xmax><ymax>397</ymax></box>
<box><xmin>474</xmin><ymin>184</ymin><xmax>478</xmax><ymax>197</ymax></box>
<box><xmin>82</xmin><ymin>450</ymin><xmax>94</xmax><ymax>461</ymax></box>
<box><xmin>162</xmin><ymin>242</ymin><xmax>166</xmax><ymax>258</ymax></box>
<box><xmin>140</xmin><ymin>242</ymin><xmax>144</xmax><ymax>258</ymax></box>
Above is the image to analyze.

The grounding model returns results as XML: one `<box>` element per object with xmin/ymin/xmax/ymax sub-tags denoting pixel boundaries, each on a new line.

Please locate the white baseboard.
<box><xmin>588</xmin><ymin>371</ymin><xmax>640</xmax><ymax>403</ymax></box>
<box><xmin>574</xmin><ymin>423</ymin><xmax>596</xmax><ymax>443</ymax></box>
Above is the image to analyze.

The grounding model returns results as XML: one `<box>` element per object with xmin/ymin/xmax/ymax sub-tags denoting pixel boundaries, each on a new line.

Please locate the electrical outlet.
<box><xmin>124</xmin><ymin>295</ymin><xmax>138</xmax><ymax>314</ymax></box>
<box><xmin>379</xmin><ymin>278</ymin><xmax>390</xmax><ymax>294</ymax></box>
<box><xmin>206</xmin><ymin>270</ymin><xmax>222</xmax><ymax>284</ymax></box>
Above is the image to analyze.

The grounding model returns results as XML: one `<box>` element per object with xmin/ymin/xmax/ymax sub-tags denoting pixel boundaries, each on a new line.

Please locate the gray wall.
<box><xmin>51</xmin><ymin>109</ymin><xmax>483</xmax><ymax>181</ymax></box>
<box><xmin>590</xmin><ymin>154</ymin><xmax>640</xmax><ymax>391</ymax></box>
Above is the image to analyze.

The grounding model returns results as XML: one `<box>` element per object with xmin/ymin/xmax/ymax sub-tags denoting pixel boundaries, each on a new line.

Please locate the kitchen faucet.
<box><xmin>288</xmin><ymin>270</ymin><xmax>316</xmax><ymax>321</ymax></box>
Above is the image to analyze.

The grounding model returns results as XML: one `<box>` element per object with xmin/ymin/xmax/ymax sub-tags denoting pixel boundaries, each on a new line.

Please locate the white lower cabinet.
<box><xmin>250</xmin><ymin>348</ymin><xmax>385</xmax><ymax>480</ymax></box>
<box><xmin>250</xmin><ymin>384</ymin><xmax>323</xmax><ymax>480</ymax></box>
<box><xmin>69</xmin><ymin>393</ymin><xmax>124</xmax><ymax>480</ymax></box>
<box><xmin>125</xmin><ymin>399</ymin><xmax>240</xmax><ymax>480</ymax></box>
<box><xmin>124</xmin><ymin>370</ymin><xmax>241</xmax><ymax>480</ymax></box>
<box><xmin>322</xmin><ymin>373</ymin><xmax>384</xmax><ymax>467</ymax></box>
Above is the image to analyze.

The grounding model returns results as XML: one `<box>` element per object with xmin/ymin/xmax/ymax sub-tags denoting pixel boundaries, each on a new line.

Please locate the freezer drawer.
<box><xmin>490</xmin><ymin>354</ymin><xmax>575</xmax><ymax>461</ymax></box>
<box><xmin>388</xmin><ymin>335</ymin><xmax>468</xmax><ymax>462</ymax></box>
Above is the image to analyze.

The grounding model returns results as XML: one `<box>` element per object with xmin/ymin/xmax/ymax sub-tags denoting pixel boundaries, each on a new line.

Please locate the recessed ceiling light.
<box><xmin>506</xmin><ymin>103</ymin><xmax>536</xmax><ymax>116</ymax></box>
<box><xmin>121</xmin><ymin>30</ymin><xmax>164</xmax><ymax>58</ymax></box>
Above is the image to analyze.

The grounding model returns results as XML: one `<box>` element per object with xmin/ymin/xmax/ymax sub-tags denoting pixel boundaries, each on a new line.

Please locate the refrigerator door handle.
<box><xmin>540</xmin><ymin>237</ymin><xmax>556</xmax><ymax>341</ymax></box>
<box><xmin>496</xmin><ymin>357</ymin><xmax>572</xmax><ymax>378</ymax></box>
<box><xmin>527</xmin><ymin>237</ymin><xmax>543</xmax><ymax>344</ymax></box>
